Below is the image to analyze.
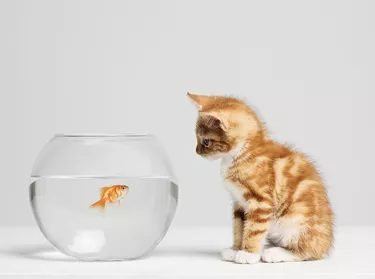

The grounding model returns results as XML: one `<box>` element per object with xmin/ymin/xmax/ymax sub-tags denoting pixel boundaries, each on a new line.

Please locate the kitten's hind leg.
<box><xmin>261</xmin><ymin>247</ymin><xmax>300</xmax><ymax>263</ymax></box>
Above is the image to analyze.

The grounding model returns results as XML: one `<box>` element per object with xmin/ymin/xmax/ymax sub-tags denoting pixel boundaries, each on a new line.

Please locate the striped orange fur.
<box><xmin>188</xmin><ymin>93</ymin><xmax>334</xmax><ymax>264</ymax></box>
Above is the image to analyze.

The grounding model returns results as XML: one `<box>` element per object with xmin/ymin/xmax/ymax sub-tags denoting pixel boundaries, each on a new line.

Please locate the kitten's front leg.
<box><xmin>221</xmin><ymin>202</ymin><xmax>243</xmax><ymax>262</ymax></box>
<box><xmin>234</xmin><ymin>207</ymin><xmax>272</xmax><ymax>264</ymax></box>
<box><xmin>233</xmin><ymin>205</ymin><xmax>244</xmax><ymax>250</ymax></box>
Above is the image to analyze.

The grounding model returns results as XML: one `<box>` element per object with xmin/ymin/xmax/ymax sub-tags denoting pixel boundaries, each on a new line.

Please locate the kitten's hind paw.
<box><xmin>234</xmin><ymin>250</ymin><xmax>261</xmax><ymax>264</ymax></box>
<box><xmin>221</xmin><ymin>248</ymin><xmax>237</xmax><ymax>262</ymax></box>
<box><xmin>261</xmin><ymin>247</ymin><xmax>299</xmax><ymax>263</ymax></box>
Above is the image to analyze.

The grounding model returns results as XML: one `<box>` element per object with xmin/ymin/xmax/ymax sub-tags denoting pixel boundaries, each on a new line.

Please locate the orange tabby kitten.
<box><xmin>187</xmin><ymin>93</ymin><xmax>334</xmax><ymax>264</ymax></box>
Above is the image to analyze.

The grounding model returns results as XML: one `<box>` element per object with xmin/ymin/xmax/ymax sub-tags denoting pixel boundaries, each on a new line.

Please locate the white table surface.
<box><xmin>0</xmin><ymin>226</ymin><xmax>373</xmax><ymax>278</ymax></box>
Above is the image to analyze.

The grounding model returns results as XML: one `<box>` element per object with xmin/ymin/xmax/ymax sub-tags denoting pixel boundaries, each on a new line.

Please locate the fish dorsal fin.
<box><xmin>100</xmin><ymin>186</ymin><xmax>110</xmax><ymax>199</ymax></box>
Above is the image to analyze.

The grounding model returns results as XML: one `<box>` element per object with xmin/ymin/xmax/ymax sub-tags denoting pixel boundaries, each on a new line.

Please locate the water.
<box><xmin>30</xmin><ymin>176</ymin><xmax>178</xmax><ymax>260</ymax></box>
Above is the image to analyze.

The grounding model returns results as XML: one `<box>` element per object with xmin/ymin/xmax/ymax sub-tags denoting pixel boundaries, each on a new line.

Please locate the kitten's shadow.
<box><xmin>150</xmin><ymin>247</ymin><xmax>219</xmax><ymax>259</ymax></box>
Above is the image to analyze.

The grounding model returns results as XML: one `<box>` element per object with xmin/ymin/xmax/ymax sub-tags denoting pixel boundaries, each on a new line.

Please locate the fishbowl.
<box><xmin>30</xmin><ymin>134</ymin><xmax>178</xmax><ymax>261</ymax></box>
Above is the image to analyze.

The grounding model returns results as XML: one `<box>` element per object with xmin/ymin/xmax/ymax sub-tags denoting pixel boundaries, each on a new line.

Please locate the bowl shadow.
<box><xmin>1</xmin><ymin>244</ymin><xmax>77</xmax><ymax>262</ymax></box>
<box><xmin>1</xmin><ymin>245</ymin><xmax>219</xmax><ymax>262</ymax></box>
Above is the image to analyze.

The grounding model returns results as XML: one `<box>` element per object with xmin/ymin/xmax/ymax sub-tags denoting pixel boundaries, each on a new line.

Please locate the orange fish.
<box><xmin>90</xmin><ymin>185</ymin><xmax>129</xmax><ymax>209</ymax></box>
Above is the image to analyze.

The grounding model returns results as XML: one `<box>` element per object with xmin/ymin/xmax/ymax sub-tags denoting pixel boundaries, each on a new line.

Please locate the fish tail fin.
<box><xmin>89</xmin><ymin>199</ymin><xmax>106</xmax><ymax>209</ymax></box>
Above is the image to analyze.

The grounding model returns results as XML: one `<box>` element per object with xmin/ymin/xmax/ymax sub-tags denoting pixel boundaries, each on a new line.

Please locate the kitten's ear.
<box><xmin>187</xmin><ymin>93</ymin><xmax>213</xmax><ymax>110</ymax></box>
<box><xmin>201</xmin><ymin>112</ymin><xmax>230</xmax><ymax>131</ymax></box>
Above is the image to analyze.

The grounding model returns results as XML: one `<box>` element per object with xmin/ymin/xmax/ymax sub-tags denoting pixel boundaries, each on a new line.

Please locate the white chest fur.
<box><xmin>222</xmin><ymin>179</ymin><xmax>248</xmax><ymax>209</ymax></box>
<box><xmin>220</xmin><ymin>154</ymin><xmax>248</xmax><ymax>209</ymax></box>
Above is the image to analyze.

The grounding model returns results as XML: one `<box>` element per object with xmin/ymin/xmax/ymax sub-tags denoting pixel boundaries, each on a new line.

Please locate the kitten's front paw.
<box><xmin>221</xmin><ymin>248</ymin><xmax>237</xmax><ymax>262</ymax></box>
<box><xmin>234</xmin><ymin>250</ymin><xmax>261</xmax><ymax>264</ymax></box>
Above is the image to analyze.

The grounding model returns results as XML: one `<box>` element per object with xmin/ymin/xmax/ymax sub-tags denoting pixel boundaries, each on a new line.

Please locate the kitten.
<box><xmin>187</xmin><ymin>93</ymin><xmax>334</xmax><ymax>264</ymax></box>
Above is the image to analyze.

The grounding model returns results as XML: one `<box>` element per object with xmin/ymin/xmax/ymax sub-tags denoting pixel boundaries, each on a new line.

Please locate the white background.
<box><xmin>1</xmin><ymin>0</ymin><xmax>374</xmax><ymax>227</ymax></box>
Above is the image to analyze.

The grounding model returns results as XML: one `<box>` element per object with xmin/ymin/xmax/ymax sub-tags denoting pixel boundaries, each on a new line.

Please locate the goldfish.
<box><xmin>89</xmin><ymin>185</ymin><xmax>129</xmax><ymax>209</ymax></box>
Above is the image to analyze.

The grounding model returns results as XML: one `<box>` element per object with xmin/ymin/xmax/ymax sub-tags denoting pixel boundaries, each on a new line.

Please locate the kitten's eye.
<box><xmin>203</xmin><ymin>139</ymin><xmax>210</xmax><ymax>147</ymax></box>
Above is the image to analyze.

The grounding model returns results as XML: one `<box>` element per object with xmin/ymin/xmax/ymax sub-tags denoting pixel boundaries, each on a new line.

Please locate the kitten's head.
<box><xmin>187</xmin><ymin>93</ymin><xmax>265</xmax><ymax>160</ymax></box>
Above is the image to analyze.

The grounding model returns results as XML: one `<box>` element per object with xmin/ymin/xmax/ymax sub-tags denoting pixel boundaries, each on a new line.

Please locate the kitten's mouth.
<box><xmin>202</xmin><ymin>153</ymin><xmax>222</xmax><ymax>161</ymax></box>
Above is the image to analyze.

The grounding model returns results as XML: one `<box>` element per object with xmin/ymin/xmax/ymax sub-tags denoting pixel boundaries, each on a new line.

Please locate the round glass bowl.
<box><xmin>30</xmin><ymin>134</ymin><xmax>178</xmax><ymax>261</ymax></box>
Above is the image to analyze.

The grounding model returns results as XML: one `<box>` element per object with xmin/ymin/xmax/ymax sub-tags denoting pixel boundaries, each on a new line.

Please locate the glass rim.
<box><xmin>54</xmin><ymin>133</ymin><xmax>154</xmax><ymax>138</ymax></box>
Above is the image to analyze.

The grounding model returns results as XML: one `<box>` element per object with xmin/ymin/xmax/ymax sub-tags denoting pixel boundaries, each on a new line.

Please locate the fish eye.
<box><xmin>122</xmin><ymin>187</ymin><xmax>125</xmax><ymax>189</ymax></box>
<box><xmin>203</xmin><ymin>139</ymin><xmax>210</xmax><ymax>147</ymax></box>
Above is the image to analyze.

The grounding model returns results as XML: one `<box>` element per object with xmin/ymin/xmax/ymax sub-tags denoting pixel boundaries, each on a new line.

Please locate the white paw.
<box><xmin>234</xmin><ymin>250</ymin><xmax>261</xmax><ymax>264</ymax></box>
<box><xmin>261</xmin><ymin>247</ymin><xmax>298</xmax><ymax>263</ymax></box>
<box><xmin>221</xmin><ymin>248</ymin><xmax>237</xmax><ymax>262</ymax></box>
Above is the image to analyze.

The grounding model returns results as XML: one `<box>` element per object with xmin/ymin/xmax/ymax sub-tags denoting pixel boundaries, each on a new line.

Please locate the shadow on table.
<box><xmin>150</xmin><ymin>247</ymin><xmax>219</xmax><ymax>259</ymax></box>
<box><xmin>1</xmin><ymin>245</ymin><xmax>76</xmax><ymax>262</ymax></box>
<box><xmin>1</xmin><ymin>245</ymin><xmax>219</xmax><ymax>262</ymax></box>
